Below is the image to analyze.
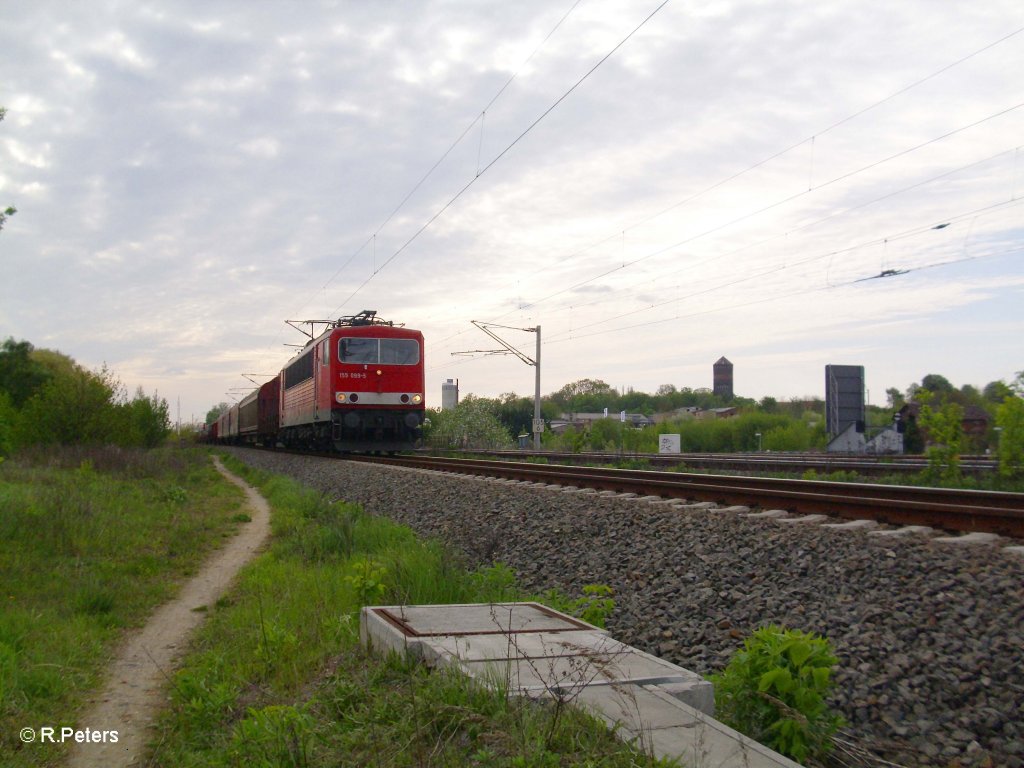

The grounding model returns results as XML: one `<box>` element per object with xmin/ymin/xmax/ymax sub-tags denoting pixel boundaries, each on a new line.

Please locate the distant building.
<box><xmin>897</xmin><ymin>402</ymin><xmax>991</xmax><ymax>452</ymax></box>
<box><xmin>825</xmin><ymin>365</ymin><xmax>865</xmax><ymax>439</ymax></box>
<box><xmin>713</xmin><ymin>357</ymin><xmax>733</xmax><ymax>400</ymax></box>
<box><xmin>694</xmin><ymin>407</ymin><xmax>739</xmax><ymax>420</ymax></box>
<box><xmin>441</xmin><ymin>378</ymin><xmax>459</xmax><ymax>410</ymax></box>
<box><xmin>555</xmin><ymin>412</ymin><xmax>653</xmax><ymax>430</ymax></box>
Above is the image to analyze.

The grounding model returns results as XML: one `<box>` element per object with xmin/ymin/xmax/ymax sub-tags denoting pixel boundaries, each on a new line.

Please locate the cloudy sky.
<box><xmin>2</xmin><ymin>0</ymin><xmax>1022</xmax><ymax>423</ymax></box>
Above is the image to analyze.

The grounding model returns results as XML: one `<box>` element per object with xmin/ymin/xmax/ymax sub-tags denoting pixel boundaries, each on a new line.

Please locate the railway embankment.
<box><xmin>228</xmin><ymin>447</ymin><xmax>1024</xmax><ymax>768</ymax></box>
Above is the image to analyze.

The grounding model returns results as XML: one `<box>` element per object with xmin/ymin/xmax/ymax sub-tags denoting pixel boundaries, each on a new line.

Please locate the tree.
<box><xmin>205</xmin><ymin>402</ymin><xmax>231</xmax><ymax>424</ymax></box>
<box><xmin>494</xmin><ymin>392</ymin><xmax>534</xmax><ymax>438</ymax></box>
<box><xmin>916</xmin><ymin>390</ymin><xmax>964</xmax><ymax>483</ymax></box>
<box><xmin>921</xmin><ymin>373</ymin><xmax>955</xmax><ymax>395</ymax></box>
<box><xmin>423</xmin><ymin>395</ymin><xmax>512</xmax><ymax>450</ymax></box>
<box><xmin>1011</xmin><ymin>370</ymin><xmax>1024</xmax><ymax>397</ymax></box>
<box><xmin>120</xmin><ymin>387</ymin><xmax>171</xmax><ymax>448</ymax></box>
<box><xmin>0</xmin><ymin>108</ymin><xmax>15</xmax><ymax>232</ymax></box>
<box><xmin>16</xmin><ymin>363</ymin><xmax>122</xmax><ymax>447</ymax></box>
<box><xmin>550</xmin><ymin>378</ymin><xmax>615</xmax><ymax>411</ymax></box>
<box><xmin>885</xmin><ymin>387</ymin><xmax>904</xmax><ymax>410</ymax></box>
<box><xmin>0</xmin><ymin>338</ymin><xmax>52</xmax><ymax>407</ymax></box>
<box><xmin>0</xmin><ymin>391</ymin><xmax>15</xmax><ymax>457</ymax></box>
<box><xmin>983</xmin><ymin>380</ymin><xmax>1014</xmax><ymax>404</ymax></box>
<box><xmin>995</xmin><ymin>395</ymin><xmax>1024</xmax><ymax>479</ymax></box>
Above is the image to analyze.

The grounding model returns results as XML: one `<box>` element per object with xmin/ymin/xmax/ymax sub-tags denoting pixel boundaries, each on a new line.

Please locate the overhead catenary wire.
<box><xmin>518</xmin><ymin>145</ymin><xmax>1024</xmax><ymax>326</ymax></box>
<box><xmin>426</xmin><ymin>24</ymin><xmax>1024</xmax><ymax>351</ymax></box>
<box><xmin>327</xmin><ymin>0</ymin><xmax>673</xmax><ymax>318</ymax></box>
<box><xmin>257</xmin><ymin>0</ymin><xmax>587</xmax><ymax>375</ymax></box>
<box><xmin>542</xmin><ymin>196</ymin><xmax>1024</xmax><ymax>342</ymax></box>
<box><xmin>510</xmin><ymin>101</ymin><xmax>1024</xmax><ymax>316</ymax></box>
<box><xmin>492</xmin><ymin>25</ymin><xmax>1024</xmax><ymax>290</ymax></box>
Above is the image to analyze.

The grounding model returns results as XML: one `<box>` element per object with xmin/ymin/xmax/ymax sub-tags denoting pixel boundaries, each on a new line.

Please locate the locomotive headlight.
<box><xmin>335</xmin><ymin>392</ymin><xmax>346</xmax><ymax>403</ymax></box>
<box><xmin>412</xmin><ymin>394</ymin><xmax>422</xmax><ymax>404</ymax></box>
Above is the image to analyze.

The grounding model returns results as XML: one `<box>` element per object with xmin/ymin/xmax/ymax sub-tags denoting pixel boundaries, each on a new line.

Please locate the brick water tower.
<box><xmin>713</xmin><ymin>357</ymin><xmax>733</xmax><ymax>400</ymax></box>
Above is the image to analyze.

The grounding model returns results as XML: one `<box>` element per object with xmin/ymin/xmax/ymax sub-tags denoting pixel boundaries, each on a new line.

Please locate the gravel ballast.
<box><xmin>228</xmin><ymin>448</ymin><xmax>1024</xmax><ymax>768</ymax></box>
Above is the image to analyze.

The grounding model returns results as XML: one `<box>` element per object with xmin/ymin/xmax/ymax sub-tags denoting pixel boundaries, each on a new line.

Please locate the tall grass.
<box><xmin>150</xmin><ymin>454</ymin><xmax>675</xmax><ymax>767</ymax></box>
<box><xmin>0</xmin><ymin>446</ymin><xmax>246</xmax><ymax>768</ymax></box>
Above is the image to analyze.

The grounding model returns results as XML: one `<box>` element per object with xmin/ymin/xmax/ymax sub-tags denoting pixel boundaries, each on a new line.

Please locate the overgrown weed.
<box><xmin>151</xmin><ymin>452</ymin><xmax>675</xmax><ymax>767</ymax></box>
<box><xmin>0</xmin><ymin>445</ymin><xmax>244</xmax><ymax>768</ymax></box>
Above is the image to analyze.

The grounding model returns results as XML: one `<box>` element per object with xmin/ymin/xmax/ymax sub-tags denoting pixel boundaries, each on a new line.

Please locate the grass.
<box><xmin>148</xmin><ymin>452</ymin><xmax>677</xmax><ymax>767</ymax></box>
<box><xmin>0</xmin><ymin>445</ymin><xmax>246</xmax><ymax>767</ymax></box>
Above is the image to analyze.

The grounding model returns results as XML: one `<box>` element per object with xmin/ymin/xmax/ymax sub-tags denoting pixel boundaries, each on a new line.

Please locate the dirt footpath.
<box><xmin>64</xmin><ymin>456</ymin><xmax>271</xmax><ymax>768</ymax></box>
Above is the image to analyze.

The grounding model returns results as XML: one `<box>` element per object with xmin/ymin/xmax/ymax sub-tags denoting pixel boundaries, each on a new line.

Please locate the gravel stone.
<box><xmin>228</xmin><ymin>448</ymin><xmax>1024</xmax><ymax>768</ymax></box>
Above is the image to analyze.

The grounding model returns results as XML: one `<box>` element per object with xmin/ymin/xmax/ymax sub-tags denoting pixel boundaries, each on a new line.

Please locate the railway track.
<box><xmin>455</xmin><ymin>449</ymin><xmax>998</xmax><ymax>477</ymax></box>
<box><xmin>353</xmin><ymin>454</ymin><xmax>1024</xmax><ymax>538</ymax></box>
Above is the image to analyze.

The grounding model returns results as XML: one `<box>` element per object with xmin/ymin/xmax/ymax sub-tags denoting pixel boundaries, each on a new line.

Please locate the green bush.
<box><xmin>711</xmin><ymin>625</ymin><xmax>844</xmax><ymax>763</ymax></box>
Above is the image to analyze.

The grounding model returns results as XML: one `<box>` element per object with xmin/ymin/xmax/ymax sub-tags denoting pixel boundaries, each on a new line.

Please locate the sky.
<box><xmin>2</xmin><ymin>0</ymin><xmax>1023</xmax><ymax>424</ymax></box>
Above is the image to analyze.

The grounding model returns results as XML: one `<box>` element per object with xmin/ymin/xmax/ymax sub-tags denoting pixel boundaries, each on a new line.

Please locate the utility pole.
<box><xmin>453</xmin><ymin>321</ymin><xmax>543</xmax><ymax>450</ymax></box>
<box><xmin>533</xmin><ymin>325</ymin><xmax>542</xmax><ymax>451</ymax></box>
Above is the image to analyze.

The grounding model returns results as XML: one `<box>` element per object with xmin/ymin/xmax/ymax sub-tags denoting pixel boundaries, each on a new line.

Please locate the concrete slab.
<box><xmin>1003</xmin><ymin>546</ymin><xmax>1024</xmax><ymax>557</ymax></box>
<box><xmin>776</xmin><ymin>514</ymin><xmax>829</xmax><ymax>525</ymax></box>
<box><xmin>574</xmin><ymin>684</ymin><xmax>802</xmax><ymax>768</ymax></box>
<box><xmin>635</xmin><ymin>495</ymin><xmax>665</xmax><ymax>503</ymax></box>
<box><xmin>460</xmin><ymin>652</ymin><xmax>691</xmax><ymax>696</ymax></box>
<box><xmin>712</xmin><ymin>505</ymin><xmax>751</xmax><ymax>514</ymax></box>
<box><xmin>868</xmin><ymin>525</ymin><xmax>937</xmax><ymax>537</ymax></box>
<box><xmin>373</xmin><ymin>602</ymin><xmax>597</xmax><ymax>637</ymax></box>
<box><xmin>933</xmin><ymin>531</ymin><xmax>1003</xmax><ymax>545</ymax></box>
<box><xmin>745</xmin><ymin>509</ymin><xmax>789</xmax><ymax>519</ymax></box>
<box><xmin>360</xmin><ymin>603</ymin><xmax>798</xmax><ymax>767</ymax></box>
<box><xmin>820</xmin><ymin>519</ymin><xmax>878</xmax><ymax>530</ymax></box>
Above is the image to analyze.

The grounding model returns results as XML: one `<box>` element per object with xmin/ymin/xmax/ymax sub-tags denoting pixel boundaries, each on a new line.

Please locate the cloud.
<box><xmin>1</xmin><ymin>0</ymin><xmax>1022</xmax><ymax>418</ymax></box>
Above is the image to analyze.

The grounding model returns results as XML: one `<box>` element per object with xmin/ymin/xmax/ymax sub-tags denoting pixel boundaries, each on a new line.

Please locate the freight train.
<box><xmin>206</xmin><ymin>311</ymin><xmax>425</xmax><ymax>452</ymax></box>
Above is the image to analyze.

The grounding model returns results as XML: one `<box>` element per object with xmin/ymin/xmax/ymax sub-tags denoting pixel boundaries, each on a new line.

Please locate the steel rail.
<box><xmin>353</xmin><ymin>455</ymin><xmax>1024</xmax><ymax>538</ymax></box>
<box><xmin>446</xmin><ymin>449</ymin><xmax>997</xmax><ymax>477</ymax></box>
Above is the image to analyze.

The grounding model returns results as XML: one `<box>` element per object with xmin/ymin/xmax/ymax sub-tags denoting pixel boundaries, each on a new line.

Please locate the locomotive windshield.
<box><xmin>339</xmin><ymin>337</ymin><xmax>420</xmax><ymax>365</ymax></box>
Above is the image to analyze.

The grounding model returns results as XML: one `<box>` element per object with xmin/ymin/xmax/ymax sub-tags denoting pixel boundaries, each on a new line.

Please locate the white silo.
<box><xmin>441</xmin><ymin>378</ymin><xmax>459</xmax><ymax>410</ymax></box>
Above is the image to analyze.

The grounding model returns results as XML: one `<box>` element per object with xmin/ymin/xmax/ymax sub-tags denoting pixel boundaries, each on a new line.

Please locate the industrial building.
<box><xmin>825</xmin><ymin>364</ymin><xmax>865</xmax><ymax>439</ymax></box>
<box><xmin>713</xmin><ymin>357</ymin><xmax>733</xmax><ymax>400</ymax></box>
<box><xmin>441</xmin><ymin>378</ymin><xmax>459</xmax><ymax>411</ymax></box>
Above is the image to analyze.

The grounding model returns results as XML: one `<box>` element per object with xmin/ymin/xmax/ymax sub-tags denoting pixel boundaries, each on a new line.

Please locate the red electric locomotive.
<box><xmin>278</xmin><ymin>311</ymin><xmax>424</xmax><ymax>452</ymax></box>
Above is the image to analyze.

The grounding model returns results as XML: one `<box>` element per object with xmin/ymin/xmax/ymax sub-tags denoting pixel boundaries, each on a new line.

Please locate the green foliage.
<box><xmin>122</xmin><ymin>386</ymin><xmax>172</xmax><ymax>448</ymax></box>
<box><xmin>424</xmin><ymin>395</ymin><xmax>514</xmax><ymax>450</ymax></box>
<box><xmin>150</xmin><ymin>458</ymin><xmax>669</xmax><ymax>768</ymax></box>
<box><xmin>231</xmin><ymin>704</ymin><xmax>315</xmax><ymax>767</ymax></box>
<box><xmin>916</xmin><ymin>390</ymin><xmax>964</xmax><ymax>483</ymax></box>
<box><xmin>0</xmin><ymin>338</ymin><xmax>52</xmax><ymax>407</ymax></box>
<box><xmin>0</xmin><ymin>108</ymin><xmax>13</xmax><ymax>232</ymax></box>
<box><xmin>539</xmin><ymin>584</ymin><xmax>616</xmax><ymax>629</ymax></box>
<box><xmin>568</xmin><ymin>584</ymin><xmax>615</xmax><ymax>628</ymax></box>
<box><xmin>0</xmin><ymin>340</ymin><xmax>170</xmax><ymax>452</ymax></box>
<box><xmin>712</xmin><ymin>625</ymin><xmax>844</xmax><ymax>763</ymax></box>
<box><xmin>344</xmin><ymin>557</ymin><xmax>389</xmax><ymax>606</ymax></box>
<box><xmin>0</xmin><ymin>391</ymin><xmax>14</xmax><ymax>457</ymax></box>
<box><xmin>996</xmin><ymin>395</ymin><xmax>1024</xmax><ymax>478</ymax></box>
<box><xmin>0</xmin><ymin>446</ymin><xmax>242</xmax><ymax>768</ymax></box>
<box><xmin>205</xmin><ymin>401</ymin><xmax>230</xmax><ymax>425</ymax></box>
